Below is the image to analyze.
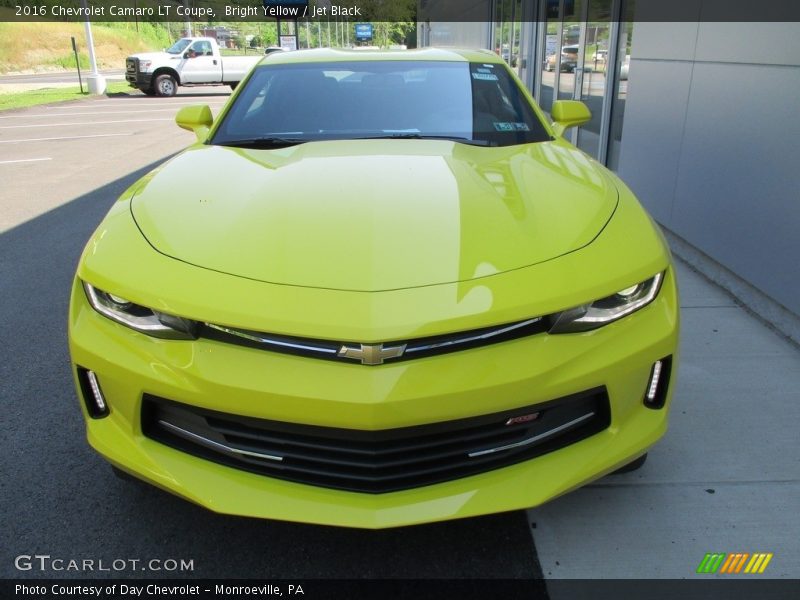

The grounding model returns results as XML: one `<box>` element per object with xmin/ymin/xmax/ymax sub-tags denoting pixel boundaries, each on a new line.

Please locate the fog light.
<box><xmin>643</xmin><ymin>356</ymin><xmax>672</xmax><ymax>409</ymax></box>
<box><xmin>647</xmin><ymin>361</ymin><xmax>663</xmax><ymax>401</ymax></box>
<box><xmin>77</xmin><ymin>367</ymin><xmax>109</xmax><ymax>418</ymax></box>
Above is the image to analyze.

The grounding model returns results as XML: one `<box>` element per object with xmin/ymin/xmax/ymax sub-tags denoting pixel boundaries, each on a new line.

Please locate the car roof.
<box><xmin>257</xmin><ymin>47</ymin><xmax>503</xmax><ymax>66</ymax></box>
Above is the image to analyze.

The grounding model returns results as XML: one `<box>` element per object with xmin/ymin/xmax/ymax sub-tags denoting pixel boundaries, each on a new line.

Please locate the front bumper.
<box><xmin>69</xmin><ymin>268</ymin><xmax>679</xmax><ymax>528</ymax></box>
<box><xmin>125</xmin><ymin>71</ymin><xmax>152</xmax><ymax>89</ymax></box>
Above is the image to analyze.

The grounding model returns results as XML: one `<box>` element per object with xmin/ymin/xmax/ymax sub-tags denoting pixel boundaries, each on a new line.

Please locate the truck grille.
<box><xmin>142</xmin><ymin>389</ymin><xmax>610</xmax><ymax>493</ymax></box>
<box><xmin>126</xmin><ymin>58</ymin><xmax>137</xmax><ymax>74</ymax></box>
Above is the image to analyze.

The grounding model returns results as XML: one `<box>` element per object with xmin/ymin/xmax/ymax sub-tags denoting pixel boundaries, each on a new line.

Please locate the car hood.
<box><xmin>130</xmin><ymin>140</ymin><xmax>617</xmax><ymax>292</ymax></box>
<box><xmin>128</xmin><ymin>52</ymin><xmax>177</xmax><ymax>61</ymax></box>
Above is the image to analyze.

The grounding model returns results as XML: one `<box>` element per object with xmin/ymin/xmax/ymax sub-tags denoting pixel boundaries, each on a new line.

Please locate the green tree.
<box><xmin>260</xmin><ymin>23</ymin><xmax>279</xmax><ymax>47</ymax></box>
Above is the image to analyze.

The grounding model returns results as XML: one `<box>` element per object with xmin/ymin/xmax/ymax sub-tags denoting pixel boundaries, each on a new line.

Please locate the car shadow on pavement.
<box><xmin>0</xmin><ymin>165</ymin><xmax>545</xmax><ymax>583</ymax></box>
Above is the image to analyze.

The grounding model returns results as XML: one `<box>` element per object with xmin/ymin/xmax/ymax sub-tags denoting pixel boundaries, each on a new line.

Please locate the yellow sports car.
<box><xmin>69</xmin><ymin>48</ymin><xmax>678</xmax><ymax>528</ymax></box>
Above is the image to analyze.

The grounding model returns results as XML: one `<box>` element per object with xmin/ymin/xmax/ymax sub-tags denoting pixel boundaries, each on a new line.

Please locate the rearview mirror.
<box><xmin>551</xmin><ymin>100</ymin><xmax>591</xmax><ymax>137</ymax></box>
<box><xmin>176</xmin><ymin>105</ymin><xmax>213</xmax><ymax>142</ymax></box>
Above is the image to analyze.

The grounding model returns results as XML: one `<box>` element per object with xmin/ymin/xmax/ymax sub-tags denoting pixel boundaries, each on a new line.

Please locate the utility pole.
<box><xmin>80</xmin><ymin>0</ymin><xmax>105</xmax><ymax>94</ymax></box>
<box><xmin>183</xmin><ymin>0</ymin><xmax>192</xmax><ymax>37</ymax></box>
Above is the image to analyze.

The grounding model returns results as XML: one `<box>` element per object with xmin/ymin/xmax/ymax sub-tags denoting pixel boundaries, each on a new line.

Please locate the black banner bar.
<box><xmin>3</xmin><ymin>579</ymin><xmax>800</xmax><ymax>600</ymax></box>
<box><xmin>2</xmin><ymin>0</ymin><xmax>800</xmax><ymax>23</ymax></box>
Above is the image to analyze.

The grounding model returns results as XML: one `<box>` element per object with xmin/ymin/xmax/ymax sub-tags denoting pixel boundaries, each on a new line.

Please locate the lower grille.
<box><xmin>142</xmin><ymin>389</ymin><xmax>610</xmax><ymax>494</ymax></box>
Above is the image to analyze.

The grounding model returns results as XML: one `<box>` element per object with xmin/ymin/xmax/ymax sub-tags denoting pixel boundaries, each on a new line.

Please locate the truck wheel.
<box><xmin>229</xmin><ymin>83</ymin><xmax>238</xmax><ymax>91</ymax></box>
<box><xmin>138</xmin><ymin>86</ymin><xmax>156</xmax><ymax>96</ymax></box>
<box><xmin>154</xmin><ymin>74</ymin><xmax>177</xmax><ymax>97</ymax></box>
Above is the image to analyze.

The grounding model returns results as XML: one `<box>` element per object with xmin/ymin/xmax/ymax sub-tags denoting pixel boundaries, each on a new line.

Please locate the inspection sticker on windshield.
<box><xmin>494</xmin><ymin>122</ymin><xmax>530</xmax><ymax>132</ymax></box>
<box><xmin>472</xmin><ymin>72</ymin><xmax>499</xmax><ymax>81</ymax></box>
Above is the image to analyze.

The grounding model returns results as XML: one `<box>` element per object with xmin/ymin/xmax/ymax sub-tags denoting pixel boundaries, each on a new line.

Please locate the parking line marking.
<box><xmin>45</xmin><ymin>100</ymin><xmax>229</xmax><ymax>108</ymax></box>
<box><xmin>0</xmin><ymin>118</ymin><xmax>173</xmax><ymax>129</ymax></box>
<box><xmin>0</xmin><ymin>133</ymin><xmax>133</xmax><ymax>144</ymax></box>
<box><xmin>0</xmin><ymin>109</ymin><xmax>183</xmax><ymax>119</ymax></box>
<box><xmin>0</xmin><ymin>157</ymin><xmax>52</xmax><ymax>164</ymax></box>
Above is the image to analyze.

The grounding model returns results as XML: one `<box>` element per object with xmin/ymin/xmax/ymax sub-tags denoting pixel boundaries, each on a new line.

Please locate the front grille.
<box><xmin>201</xmin><ymin>317</ymin><xmax>549</xmax><ymax>365</ymax></box>
<box><xmin>142</xmin><ymin>389</ymin><xmax>610</xmax><ymax>493</ymax></box>
<box><xmin>126</xmin><ymin>58</ymin><xmax>137</xmax><ymax>74</ymax></box>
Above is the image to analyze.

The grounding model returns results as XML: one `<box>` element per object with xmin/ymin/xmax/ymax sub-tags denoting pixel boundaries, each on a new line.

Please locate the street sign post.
<box><xmin>355</xmin><ymin>23</ymin><xmax>374</xmax><ymax>43</ymax></box>
<box><xmin>71</xmin><ymin>36</ymin><xmax>84</xmax><ymax>94</ymax></box>
<box><xmin>280</xmin><ymin>35</ymin><xmax>299</xmax><ymax>51</ymax></box>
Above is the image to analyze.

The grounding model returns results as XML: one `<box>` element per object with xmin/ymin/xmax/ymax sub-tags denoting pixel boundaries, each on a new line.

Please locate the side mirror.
<box><xmin>551</xmin><ymin>100</ymin><xmax>591</xmax><ymax>137</ymax></box>
<box><xmin>176</xmin><ymin>105</ymin><xmax>213</xmax><ymax>142</ymax></box>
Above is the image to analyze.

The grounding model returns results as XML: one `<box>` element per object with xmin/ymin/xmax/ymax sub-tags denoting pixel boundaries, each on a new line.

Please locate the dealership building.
<box><xmin>418</xmin><ymin>0</ymin><xmax>800</xmax><ymax>344</ymax></box>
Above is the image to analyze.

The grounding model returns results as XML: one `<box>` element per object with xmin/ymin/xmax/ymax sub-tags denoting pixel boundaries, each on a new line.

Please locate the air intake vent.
<box><xmin>142</xmin><ymin>389</ymin><xmax>610</xmax><ymax>493</ymax></box>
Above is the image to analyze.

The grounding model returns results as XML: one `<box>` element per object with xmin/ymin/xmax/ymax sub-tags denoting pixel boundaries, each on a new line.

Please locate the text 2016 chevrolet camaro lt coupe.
<box><xmin>69</xmin><ymin>49</ymin><xmax>678</xmax><ymax>528</ymax></box>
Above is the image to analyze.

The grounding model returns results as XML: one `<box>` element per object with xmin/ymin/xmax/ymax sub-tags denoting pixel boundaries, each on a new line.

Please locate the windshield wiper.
<box><xmin>215</xmin><ymin>137</ymin><xmax>307</xmax><ymax>149</ymax></box>
<box><xmin>355</xmin><ymin>134</ymin><xmax>492</xmax><ymax>146</ymax></box>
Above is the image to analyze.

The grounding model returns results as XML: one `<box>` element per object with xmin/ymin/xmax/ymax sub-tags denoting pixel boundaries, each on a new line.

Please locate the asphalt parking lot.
<box><xmin>1</xmin><ymin>88</ymin><xmax>797</xmax><ymax>588</ymax></box>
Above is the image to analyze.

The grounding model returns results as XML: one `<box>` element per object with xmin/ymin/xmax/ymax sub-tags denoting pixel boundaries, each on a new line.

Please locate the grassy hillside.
<box><xmin>0</xmin><ymin>21</ymin><xmax>176</xmax><ymax>73</ymax></box>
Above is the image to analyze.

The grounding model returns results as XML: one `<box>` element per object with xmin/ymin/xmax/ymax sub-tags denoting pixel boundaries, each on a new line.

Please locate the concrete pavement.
<box><xmin>0</xmin><ymin>87</ymin><xmax>230</xmax><ymax>231</ymax></box>
<box><xmin>529</xmin><ymin>260</ymin><xmax>800</xmax><ymax>580</ymax></box>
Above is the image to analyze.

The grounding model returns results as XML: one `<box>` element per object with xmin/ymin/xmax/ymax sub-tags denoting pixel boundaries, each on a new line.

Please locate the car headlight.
<box><xmin>548</xmin><ymin>271</ymin><xmax>664</xmax><ymax>333</ymax></box>
<box><xmin>139</xmin><ymin>60</ymin><xmax>152</xmax><ymax>72</ymax></box>
<box><xmin>82</xmin><ymin>282</ymin><xmax>197</xmax><ymax>340</ymax></box>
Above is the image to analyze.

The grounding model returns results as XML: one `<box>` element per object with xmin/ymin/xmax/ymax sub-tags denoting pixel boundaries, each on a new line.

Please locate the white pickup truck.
<box><xmin>125</xmin><ymin>37</ymin><xmax>261</xmax><ymax>97</ymax></box>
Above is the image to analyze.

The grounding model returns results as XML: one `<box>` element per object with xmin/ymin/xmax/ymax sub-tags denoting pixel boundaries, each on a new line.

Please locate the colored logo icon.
<box><xmin>696</xmin><ymin>552</ymin><xmax>773</xmax><ymax>574</ymax></box>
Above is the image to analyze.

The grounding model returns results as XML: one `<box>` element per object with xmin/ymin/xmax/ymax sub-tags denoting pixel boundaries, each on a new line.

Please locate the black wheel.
<box><xmin>229</xmin><ymin>82</ymin><xmax>238</xmax><ymax>91</ymax></box>
<box><xmin>612</xmin><ymin>453</ymin><xmax>647</xmax><ymax>474</ymax></box>
<box><xmin>138</xmin><ymin>86</ymin><xmax>156</xmax><ymax>96</ymax></box>
<box><xmin>154</xmin><ymin>73</ymin><xmax>177</xmax><ymax>97</ymax></box>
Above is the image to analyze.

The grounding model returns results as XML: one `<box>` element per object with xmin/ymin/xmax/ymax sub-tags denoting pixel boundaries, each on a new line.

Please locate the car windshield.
<box><xmin>166</xmin><ymin>39</ymin><xmax>192</xmax><ymax>55</ymax></box>
<box><xmin>211</xmin><ymin>60</ymin><xmax>551</xmax><ymax>148</ymax></box>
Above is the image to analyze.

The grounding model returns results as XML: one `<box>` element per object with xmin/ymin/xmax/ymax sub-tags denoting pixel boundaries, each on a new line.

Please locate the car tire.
<box><xmin>154</xmin><ymin>73</ymin><xmax>177</xmax><ymax>97</ymax></box>
<box><xmin>229</xmin><ymin>83</ymin><xmax>238</xmax><ymax>91</ymax></box>
<box><xmin>612</xmin><ymin>453</ymin><xmax>648</xmax><ymax>474</ymax></box>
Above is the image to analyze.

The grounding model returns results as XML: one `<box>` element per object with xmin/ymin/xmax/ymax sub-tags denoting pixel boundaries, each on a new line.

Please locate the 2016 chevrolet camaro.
<box><xmin>69</xmin><ymin>48</ymin><xmax>679</xmax><ymax>528</ymax></box>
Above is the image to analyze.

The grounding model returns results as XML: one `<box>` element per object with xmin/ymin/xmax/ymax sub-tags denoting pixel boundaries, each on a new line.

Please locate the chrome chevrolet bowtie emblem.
<box><xmin>338</xmin><ymin>343</ymin><xmax>407</xmax><ymax>365</ymax></box>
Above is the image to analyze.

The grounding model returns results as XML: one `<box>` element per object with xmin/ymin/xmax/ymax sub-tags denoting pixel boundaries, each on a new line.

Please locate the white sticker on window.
<box><xmin>472</xmin><ymin>72</ymin><xmax>499</xmax><ymax>81</ymax></box>
<box><xmin>493</xmin><ymin>122</ymin><xmax>530</xmax><ymax>132</ymax></box>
